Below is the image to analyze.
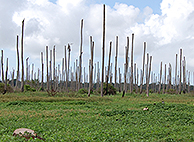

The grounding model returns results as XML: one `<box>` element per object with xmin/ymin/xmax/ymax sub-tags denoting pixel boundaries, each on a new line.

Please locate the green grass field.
<box><xmin>0</xmin><ymin>92</ymin><xmax>194</xmax><ymax>141</ymax></box>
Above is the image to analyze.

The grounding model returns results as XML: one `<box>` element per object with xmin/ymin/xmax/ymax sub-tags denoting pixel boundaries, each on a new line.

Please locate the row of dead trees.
<box><xmin>0</xmin><ymin>5</ymin><xmax>193</xmax><ymax>96</ymax></box>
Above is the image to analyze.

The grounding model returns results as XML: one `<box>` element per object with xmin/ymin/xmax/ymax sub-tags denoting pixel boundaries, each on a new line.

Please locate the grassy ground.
<box><xmin>0</xmin><ymin>92</ymin><xmax>194</xmax><ymax>141</ymax></box>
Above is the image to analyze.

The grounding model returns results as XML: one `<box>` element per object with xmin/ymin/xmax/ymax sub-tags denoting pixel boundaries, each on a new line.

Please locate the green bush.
<box><xmin>78</xmin><ymin>88</ymin><xmax>88</xmax><ymax>94</ymax></box>
<box><xmin>0</xmin><ymin>83</ymin><xmax>14</xmax><ymax>94</ymax></box>
<box><xmin>167</xmin><ymin>89</ymin><xmax>176</xmax><ymax>94</ymax></box>
<box><xmin>24</xmin><ymin>85</ymin><xmax>36</xmax><ymax>92</ymax></box>
<box><xmin>98</xmin><ymin>83</ymin><xmax>116</xmax><ymax>95</ymax></box>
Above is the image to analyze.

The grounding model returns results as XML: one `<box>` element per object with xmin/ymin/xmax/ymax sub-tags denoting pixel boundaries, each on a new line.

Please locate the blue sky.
<box><xmin>49</xmin><ymin>0</ymin><xmax>162</xmax><ymax>14</ymax></box>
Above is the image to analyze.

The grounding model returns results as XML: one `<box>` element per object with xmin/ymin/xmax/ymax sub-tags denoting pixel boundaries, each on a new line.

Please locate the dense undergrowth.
<box><xmin>0</xmin><ymin>92</ymin><xmax>194</xmax><ymax>141</ymax></box>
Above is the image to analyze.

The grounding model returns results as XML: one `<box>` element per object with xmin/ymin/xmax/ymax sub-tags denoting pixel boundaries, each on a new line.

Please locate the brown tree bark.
<box><xmin>114</xmin><ymin>36</ymin><xmax>118</xmax><ymax>89</ymax></box>
<box><xmin>130</xmin><ymin>33</ymin><xmax>134</xmax><ymax>93</ymax></box>
<box><xmin>78</xmin><ymin>19</ymin><xmax>83</xmax><ymax>91</ymax></box>
<box><xmin>140</xmin><ymin>42</ymin><xmax>146</xmax><ymax>94</ymax></box>
<box><xmin>15</xmin><ymin>35</ymin><xmax>20</xmax><ymax>90</ymax></box>
<box><xmin>21</xmin><ymin>19</ymin><xmax>25</xmax><ymax>92</ymax></box>
<box><xmin>101</xmin><ymin>4</ymin><xmax>105</xmax><ymax>97</ymax></box>
<box><xmin>179</xmin><ymin>49</ymin><xmax>182</xmax><ymax>94</ymax></box>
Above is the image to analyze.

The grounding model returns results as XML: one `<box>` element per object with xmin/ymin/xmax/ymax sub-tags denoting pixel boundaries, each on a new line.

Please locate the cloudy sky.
<box><xmin>1</xmin><ymin>0</ymin><xmax>194</xmax><ymax>82</ymax></box>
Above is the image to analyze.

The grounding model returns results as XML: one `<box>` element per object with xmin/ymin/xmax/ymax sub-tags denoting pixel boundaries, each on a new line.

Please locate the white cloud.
<box><xmin>1</xmin><ymin>0</ymin><xmax>194</xmax><ymax>83</ymax></box>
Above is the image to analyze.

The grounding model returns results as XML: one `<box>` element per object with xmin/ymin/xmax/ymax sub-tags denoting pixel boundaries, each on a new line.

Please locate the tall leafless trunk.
<box><xmin>21</xmin><ymin>19</ymin><xmax>25</xmax><ymax>92</ymax></box>
<box><xmin>134</xmin><ymin>63</ymin><xmax>136</xmax><ymax>93</ymax></box>
<box><xmin>1</xmin><ymin>50</ymin><xmax>4</xmax><ymax>83</ymax></box>
<box><xmin>53</xmin><ymin>46</ymin><xmax>56</xmax><ymax>90</ymax></box>
<box><xmin>168</xmin><ymin>63</ymin><xmax>172</xmax><ymax>90</ymax></box>
<box><xmin>26</xmin><ymin>57</ymin><xmax>29</xmax><ymax>84</ymax></box>
<box><xmin>163</xmin><ymin>64</ymin><xmax>166</xmax><ymax>94</ymax></box>
<box><xmin>88</xmin><ymin>37</ymin><xmax>94</xmax><ymax>97</ymax></box>
<box><xmin>46</xmin><ymin>46</ymin><xmax>49</xmax><ymax>91</ymax></box>
<box><xmin>67</xmin><ymin>44</ymin><xmax>71</xmax><ymax>91</ymax></box>
<box><xmin>105</xmin><ymin>41</ymin><xmax>112</xmax><ymax>95</ymax></box>
<box><xmin>123</xmin><ymin>37</ymin><xmax>129</xmax><ymax>97</ymax></box>
<box><xmin>158</xmin><ymin>62</ymin><xmax>162</xmax><ymax>93</ymax></box>
<box><xmin>130</xmin><ymin>33</ymin><xmax>134</xmax><ymax>93</ymax></box>
<box><xmin>114</xmin><ymin>36</ymin><xmax>118</xmax><ymax>89</ymax></box>
<box><xmin>4</xmin><ymin>58</ymin><xmax>8</xmax><ymax>94</ymax></box>
<box><xmin>183</xmin><ymin>56</ymin><xmax>186</xmax><ymax>93</ymax></box>
<box><xmin>140</xmin><ymin>42</ymin><xmax>146</xmax><ymax>94</ymax></box>
<box><xmin>146</xmin><ymin>55</ymin><xmax>152</xmax><ymax>97</ymax></box>
<box><xmin>11</xmin><ymin>69</ymin><xmax>15</xmax><ymax>88</ymax></box>
<box><xmin>50</xmin><ymin>50</ymin><xmax>52</xmax><ymax>90</ymax></box>
<box><xmin>15</xmin><ymin>35</ymin><xmax>20</xmax><ymax>90</ymax></box>
<box><xmin>119</xmin><ymin>68</ymin><xmax>121</xmax><ymax>92</ymax></box>
<box><xmin>179</xmin><ymin>49</ymin><xmax>182</xmax><ymax>94</ymax></box>
<box><xmin>101</xmin><ymin>4</ymin><xmax>105</xmax><ymax>97</ymax></box>
<box><xmin>41</xmin><ymin>52</ymin><xmax>44</xmax><ymax>91</ymax></box>
<box><xmin>78</xmin><ymin>19</ymin><xmax>83</xmax><ymax>91</ymax></box>
<box><xmin>64</xmin><ymin>46</ymin><xmax>68</xmax><ymax>92</ymax></box>
<box><xmin>175</xmin><ymin>54</ymin><xmax>177</xmax><ymax>93</ymax></box>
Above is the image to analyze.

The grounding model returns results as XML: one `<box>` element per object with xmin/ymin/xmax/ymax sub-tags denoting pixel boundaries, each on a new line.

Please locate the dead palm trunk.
<box><xmin>183</xmin><ymin>56</ymin><xmax>186</xmax><ymax>93</ymax></box>
<box><xmin>179</xmin><ymin>49</ymin><xmax>182</xmax><ymax>94</ymax></box>
<box><xmin>158</xmin><ymin>62</ymin><xmax>162</xmax><ymax>93</ymax></box>
<box><xmin>119</xmin><ymin>68</ymin><xmax>121</xmax><ymax>92</ymax></box>
<box><xmin>123</xmin><ymin>37</ymin><xmax>129</xmax><ymax>97</ymax></box>
<box><xmin>1</xmin><ymin>50</ymin><xmax>4</xmax><ymax>83</ymax></box>
<box><xmin>53</xmin><ymin>46</ymin><xmax>56</xmax><ymax>90</ymax></box>
<box><xmin>130</xmin><ymin>33</ymin><xmax>134</xmax><ymax>93</ymax></box>
<box><xmin>105</xmin><ymin>41</ymin><xmax>112</xmax><ymax>95</ymax></box>
<box><xmin>67</xmin><ymin>44</ymin><xmax>71</xmax><ymax>91</ymax></box>
<box><xmin>140</xmin><ymin>42</ymin><xmax>146</xmax><ymax>94</ymax></box>
<box><xmin>11</xmin><ymin>69</ymin><xmax>15</xmax><ymax>88</ymax></box>
<box><xmin>21</xmin><ymin>19</ymin><xmax>25</xmax><ymax>92</ymax></box>
<box><xmin>41</xmin><ymin>52</ymin><xmax>44</xmax><ymax>91</ymax></box>
<box><xmin>168</xmin><ymin>63</ymin><xmax>172</xmax><ymax>90</ymax></box>
<box><xmin>50</xmin><ymin>50</ymin><xmax>52</xmax><ymax>90</ymax></box>
<box><xmin>114</xmin><ymin>36</ymin><xmax>118</xmax><ymax>89</ymax></box>
<box><xmin>101</xmin><ymin>4</ymin><xmax>106</xmax><ymax>97</ymax></box>
<box><xmin>146</xmin><ymin>55</ymin><xmax>152</xmax><ymax>97</ymax></box>
<box><xmin>78</xmin><ymin>19</ymin><xmax>84</xmax><ymax>91</ymax></box>
<box><xmin>46</xmin><ymin>46</ymin><xmax>49</xmax><ymax>91</ymax></box>
<box><xmin>163</xmin><ymin>64</ymin><xmax>166</xmax><ymax>94</ymax></box>
<box><xmin>175</xmin><ymin>54</ymin><xmax>177</xmax><ymax>93</ymax></box>
<box><xmin>3</xmin><ymin>58</ymin><xmax>8</xmax><ymax>94</ymax></box>
<box><xmin>88</xmin><ymin>37</ymin><xmax>94</xmax><ymax>97</ymax></box>
<box><xmin>15</xmin><ymin>35</ymin><xmax>20</xmax><ymax>90</ymax></box>
<box><xmin>64</xmin><ymin>46</ymin><xmax>68</xmax><ymax>92</ymax></box>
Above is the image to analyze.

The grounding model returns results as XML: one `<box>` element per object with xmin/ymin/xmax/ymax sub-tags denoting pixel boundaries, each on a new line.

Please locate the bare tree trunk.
<box><xmin>53</xmin><ymin>46</ymin><xmax>56</xmax><ymax>90</ymax></box>
<box><xmin>78</xmin><ymin>19</ymin><xmax>83</xmax><ymax>91</ymax></box>
<box><xmin>11</xmin><ymin>69</ymin><xmax>15</xmax><ymax>88</ymax></box>
<box><xmin>15</xmin><ymin>35</ymin><xmax>20</xmax><ymax>90</ymax></box>
<box><xmin>4</xmin><ymin>58</ymin><xmax>8</xmax><ymax>94</ymax></box>
<box><xmin>140</xmin><ymin>42</ymin><xmax>146</xmax><ymax>94</ymax></box>
<box><xmin>41</xmin><ymin>52</ymin><xmax>44</xmax><ymax>91</ymax></box>
<box><xmin>46</xmin><ymin>46</ymin><xmax>49</xmax><ymax>91</ymax></box>
<box><xmin>136</xmin><ymin>68</ymin><xmax>139</xmax><ymax>93</ymax></box>
<box><xmin>130</xmin><ymin>33</ymin><xmax>134</xmax><ymax>93</ymax></box>
<box><xmin>188</xmin><ymin>71</ymin><xmax>190</xmax><ymax>93</ymax></box>
<box><xmin>163</xmin><ymin>64</ymin><xmax>166</xmax><ymax>94</ymax></box>
<box><xmin>101</xmin><ymin>4</ymin><xmax>106</xmax><ymax>97</ymax></box>
<box><xmin>134</xmin><ymin>63</ymin><xmax>136</xmax><ymax>93</ymax></box>
<box><xmin>50</xmin><ymin>50</ymin><xmax>52</xmax><ymax>90</ymax></box>
<box><xmin>1</xmin><ymin>50</ymin><xmax>4</xmax><ymax>83</ymax></box>
<box><xmin>158</xmin><ymin>62</ymin><xmax>162</xmax><ymax>93</ymax></box>
<box><xmin>119</xmin><ymin>68</ymin><xmax>121</xmax><ymax>92</ymax></box>
<box><xmin>105</xmin><ymin>41</ymin><xmax>112</xmax><ymax>95</ymax></box>
<box><xmin>21</xmin><ymin>19</ymin><xmax>25</xmax><ymax>92</ymax></box>
<box><xmin>88</xmin><ymin>37</ymin><xmax>94</xmax><ymax>97</ymax></box>
<box><xmin>179</xmin><ymin>49</ymin><xmax>182</xmax><ymax>94</ymax></box>
<box><xmin>146</xmin><ymin>56</ymin><xmax>152</xmax><ymax>97</ymax></box>
<box><xmin>123</xmin><ymin>37</ymin><xmax>129</xmax><ymax>97</ymax></box>
<box><xmin>114</xmin><ymin>36</ymin><xmax>118</xmax><ymax>89</ymax></box>
<box><xmin>62</xmin><ymin>58</ymin><xmax>64</xmax><ymax>91</ymax></box>
<box><xmin>168</xmin><ymin>63</ymin><xmax>172</xmax><ymax>90</ymax></box>
<box><xmin>175</xmin><ymin>54</ymin><xmax>177</xmax><ymax>93</ymax></box>
<box><xmin>64</xmin><ymin>46</ymin><xmax>68</xmax><ymax>92</ymax></box>
<box><xmin>67</xmin><ymin>44</ymin><xmax>71</xmax><ymax>91</ymax></box>
<box><xmin>26</xmin><ymin>57</ymin><xmax>29</xmax><ymax>83</ymax></box>
<box><xmin>183</xmin><ymin>56</ymin><xmax>186</xmax><ymax>93</ymax></box>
